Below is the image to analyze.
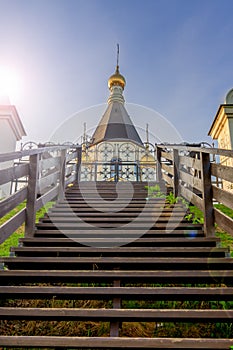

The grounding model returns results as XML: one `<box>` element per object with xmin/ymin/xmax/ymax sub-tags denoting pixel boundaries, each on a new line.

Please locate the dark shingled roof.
<box><xmin>91</xmin><ymin>101</ymin><xmax>143</xmax><ymax>146</ymax></box>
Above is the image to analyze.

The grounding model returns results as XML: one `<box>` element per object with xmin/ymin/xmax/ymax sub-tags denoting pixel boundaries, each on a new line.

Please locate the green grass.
<box><xmin>214</xmin><ymin>204</ymin><xmax>233</xmax><ymax>254</ymax></box>
<box><xmin>0</xmin><ymin>202</ymin><xmax>26</xmax><ymax>226</ymax></box>
<box><xmin>215</xmin><ymin>203</ymin><xmax>233</xmax><ymax>219</ymax></box>
<box><xmin>0</xmin><ymin>201</ymin><xmax>54</xmax><ymax>257</ymax></box>
<box><xmin>146</xmin><ymin>184</ymin><xmax>233</xmax><ymax>254</ymax></box>
<box><xmin>187</xmin><ymin>203</ymin><xmax>233</xmax><ymax>254</ymax></box>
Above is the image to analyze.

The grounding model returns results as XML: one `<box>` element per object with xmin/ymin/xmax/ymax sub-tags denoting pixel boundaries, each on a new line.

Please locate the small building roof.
<box><xmin>91</xmin><ymin>100</ymin><xmax>143</xmax><ymax>146</ymax></box>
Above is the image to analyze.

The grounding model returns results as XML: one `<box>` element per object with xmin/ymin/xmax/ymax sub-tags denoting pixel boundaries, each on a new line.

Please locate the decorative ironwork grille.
<box><xmin>80</xmin><ymin>142</ymin><xmax>156</xmax><ymax>182</ymax></box>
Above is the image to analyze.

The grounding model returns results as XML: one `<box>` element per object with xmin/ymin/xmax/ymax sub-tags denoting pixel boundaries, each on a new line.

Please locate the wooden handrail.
<box><xmin>156</xmin><ymin>144</ymin><xmax>233</xmax><ymax>237</ymax></box>
<box><xmin>0</xmin><ymin>145</ymin><xmax>78</xmax><ymax>163</ymax></box>
<box><xmin>156</xmin><ymin>144</ymin><xmax>233</xmax><ymax>157</ymax></box>
<box><xmin>0</xmin><ymin>145</ymin><xmax>81</xmax><ymax>244</ymax></box>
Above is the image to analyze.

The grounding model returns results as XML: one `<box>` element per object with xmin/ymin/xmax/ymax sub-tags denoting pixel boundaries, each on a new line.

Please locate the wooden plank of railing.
<box><xmin>158</xmin><ymin>145</ymin><xmax>233</xmax><ymax>158</ymax></box>
<box><xmin>0</xmin><ymin>208</ymin><xmax>26</xmax><ymax>244</ymax></box>
<box><xmin>66</xmin><ymin>150</ymin><xmax>78</xmax><ymax>162</ymax></box>
<box><xmin>65</xmin><ymin>163</ymin><xmax>76</xmax><ymax>176</ymax></box>
<box><xmin>0</xmin><ymin>187</ymin><xmax>27</xmax><ymax>217</ymax></box>
<box><xmin>214</xmin><ymin>207</ymin><xmax>233</xmax><ymax>237</ymax></box>
<box><xmin>179</xmin><ymin>155</ymin><xmax>202</xmax><ymax>171</ymax></box>
<box><xmin>211</xmin><ymin>162</ymin><xmax>233</xmax><ymax>183</ymax></box>
<box><xmin>35</xmin><ymin>185</ymin><xmax>59</xmax><ymax>211</ymax></box>
<box><xmin>39</xmin><ymin>156</ymin><xmax>60</xmax><ymax>172</ymax></box>
<box><xmin>0</xmin><ymin>336</ymin><xmax>233</xmax><ymax>349</ymax></box>
<box><xmin>65</xmin><ymin>174</ymin><xmax>76</xmax><ymax>187</ymax></box>
<box><xmin>161</xmin><ymin>162</ymin><xmax>173</xmax><ymax>175</ymax></box>
<box><xmin>0</xmin><ymin>163</ymin><xmax>29</xmax><ymax>186</ymax></box>
<box><xmin>162</xmin><ymin>173</ymin><xmax>172</xmax><ymax>186</ymax></box>
<box><xmin>38</xmin><ymin>170</ymin><xmax>59</xmax><ymax>192</ymax></box>
<box><xmin>212</xmin><ymin>185</ymin><xmax>233</xmax><ymax>211</ymax></box>
<box><xmin>161</xmin><ymin>150</ymin><xmax>173</xmax><ymax>161</ymax></box>
<box><xmin>179</xmin><ymin>170</ymin><xmax>202</xmax><ymax>192</ymax></box>
<box><xmin>180</xmin><ymin>186</ymin><xmax>203</xmax><ymax>210</ymax></box>
<box><xmin>0</xmin><ymin>145</ymin><xmax>74</xmax><ymax>163</ymax></box>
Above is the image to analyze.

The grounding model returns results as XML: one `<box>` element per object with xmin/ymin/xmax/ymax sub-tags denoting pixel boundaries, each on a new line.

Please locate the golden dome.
<box><xmin>108</xmin><ymin>65</ymin><xmax>126</xmax><ymax>90</ymax></box>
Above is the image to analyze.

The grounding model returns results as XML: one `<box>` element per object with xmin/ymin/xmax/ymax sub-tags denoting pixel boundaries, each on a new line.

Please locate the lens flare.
<box><xmin>0</xmin><ymin>66</ymin><xmax>20</xmax><ymax>103</ymax></box>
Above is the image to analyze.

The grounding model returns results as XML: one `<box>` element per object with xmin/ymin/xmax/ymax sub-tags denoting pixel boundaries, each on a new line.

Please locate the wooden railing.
<box><xmin>1</xmin><ymin>143</ymin><xmax>233</xmax><ymax>245</ymax></box>
<box><xmin>0</xmin><ymin>145</ymin><xmax>81</xmax><ymax>244</ymax></box>
<box><xmin>156</xmin><ymin>145</ymin><xmax>233</xmax><ymax>237</ymax></box>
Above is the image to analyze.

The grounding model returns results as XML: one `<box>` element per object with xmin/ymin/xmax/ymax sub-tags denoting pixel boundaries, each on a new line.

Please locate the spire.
<box><xmin>116</xmin><ymin>43</ymin><xmax>119</xmax><ymax>68</ymax></box>
<box><xmin>108</xmin><ymin>44</ymin><xmax>126</xmax><ymax>99</ymax></box>
<box><xmin>90</xmin><ymin>49</ymin><xmax>143</xmax><ymax>147</ymax></box>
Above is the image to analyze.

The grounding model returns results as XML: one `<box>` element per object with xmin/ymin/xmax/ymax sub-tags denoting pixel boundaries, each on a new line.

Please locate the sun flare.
<box><xmin>0</xmin><ymin>66</ymin><xmax>20</xmax><ymax>103</ymax></box>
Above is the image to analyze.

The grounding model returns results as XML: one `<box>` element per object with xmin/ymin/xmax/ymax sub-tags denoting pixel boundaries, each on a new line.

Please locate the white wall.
<box><xmin>0</xmin><ymin>119</ymin><xmax>17</xmax><ymax>198</ymax></box>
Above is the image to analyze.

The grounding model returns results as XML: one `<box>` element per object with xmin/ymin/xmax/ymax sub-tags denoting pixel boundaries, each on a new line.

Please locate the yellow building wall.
<box><xmin>217</xmin><ymin>119</ymin><xmax>233</xmax><ymax>191</ymax></box>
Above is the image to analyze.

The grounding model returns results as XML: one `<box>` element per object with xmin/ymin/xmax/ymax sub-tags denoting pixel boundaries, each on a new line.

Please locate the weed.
<box><xmin>0</xmin><ymin>201</ymin><xmax>54</xmax><ymax>256</ymax></box>
<box><xmin>145</xmin><ymin>184</ymin><xmax>166</xmax><ymax>199</ymax></box>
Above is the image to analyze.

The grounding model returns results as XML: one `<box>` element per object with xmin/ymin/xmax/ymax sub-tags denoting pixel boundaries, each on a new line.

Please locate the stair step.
<box><xmin>62</xmin><ymin>201</ymin><xmax>184</xmax><ymax>207</ymax></box>
<box><xmin>0</xmin><ymin>269</ymin><xmax>232</xmax><ymax>284</ymax></box>
<box><xmin>36</xmin><ymin>222</ymin><xmax>203</xmax><ymax>230</ymax></box>
<box><xmin>11</xmin><ymin>247</ymin><xmax>226</xmax><ymax>258</ymax></box>
<box><xmin>19</xmin><ymin>237</ymin><xmax>219</xmax><ymax>247</ymax></box>
<box><xmin>46</xmin><ymin>212</ymin><xmax>187</xmax><ymax>218</ymax></box>
<box><xmin>53</xmin><ymin>203</ymin><xmax>185</xmax><ymax>209</ymax></box>
<box><xmin>34</xmin><ymin>228</ymin><xmax>205</xmax><ymax>238</ymax></box>
<box><xmin>0</xmin><ymin>336</ymin><xmax>232</xmax><ymax>349</ymax></box>
<box><xmin>1</xmin><ymin>180</ymin><xmax>232</xmax><ymax>347</ymax></box>
<box><xmin>1</xmin><ymin>307</ymin><xmax>233</xmax><ymax>322</ymax></box>
<box><xmin>1</xmin><ymin>286</ymin><xmax>233</xmax><ymax>300</ymax></box>
<box><xmin>35</xmin><ymin>225</ymin><xmax>202</xmax><ymax>232</ymax></box>
<box><xmin>1</xmin><ymin>257</ymin><xmax>232</xmax><ymax>270</ymax></box>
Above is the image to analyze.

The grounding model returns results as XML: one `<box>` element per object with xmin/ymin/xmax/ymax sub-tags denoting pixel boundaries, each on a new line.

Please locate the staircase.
<box><xmin>0</xmin><ymin>182</ymin><xmax>233</xmax><ymax>349</ymax></box>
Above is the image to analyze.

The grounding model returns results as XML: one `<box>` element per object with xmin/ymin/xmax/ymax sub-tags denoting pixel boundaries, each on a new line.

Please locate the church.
<box><xmin>80</xmin><ymin>59</ymin><xmax>156</xmax><ymax>182</ymax></box>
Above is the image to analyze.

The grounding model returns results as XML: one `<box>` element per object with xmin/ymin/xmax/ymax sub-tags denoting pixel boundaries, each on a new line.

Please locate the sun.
<box><xmin>0</xmin><ymin>66</ymin><xmax>20</xmax><ymax>103</ymax></box>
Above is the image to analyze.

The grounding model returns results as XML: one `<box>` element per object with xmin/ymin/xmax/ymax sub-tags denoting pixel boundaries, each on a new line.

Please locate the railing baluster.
<box><xmin>156</xmin><ymin>146</ymin><xmax>162</xmax><ymax>183</ymax></box>
<box><xmin>58</xmin><ymin>149</ymin><xmax>67</xmax><ymax>200</ymax></box>
<box><xmin>173</xmin><ymin>149</ymin><xmax>179</xmax><ymax>197</ymax></box>
<box><xmin>76</xmin><ymin>146</ymin><xmax>82</xmax><ymax>183</ymax></box>
<box><xmin>200</xmin><ymin>151</ymin><xmax>215</xmax><ymax>236</ymax></box>
<box><xmin>25</xmin><ymin>153</ymin><xmax>39</xmax><ymax>237</ymax></box>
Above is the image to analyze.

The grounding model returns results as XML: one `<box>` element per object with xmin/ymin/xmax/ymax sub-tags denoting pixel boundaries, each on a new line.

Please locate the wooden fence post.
<box><xmin>173</xmin><ymin>149</ymin><xmax>179</xmax><ymax>198</ymax></box>
<box><xmin>25</xmin><ymin>153</ymin><xmax>39</xmax><ymax>237</ymax></box>
<box><xmin>76</xmin><ymin>146</ymin><xmax>82</xmax><ymax>183</ymax></box>
<box><xmin>58</xmin><ymin>149</ymin><xmax>66</xmax><ymax>200</ymax></box>
<box><xmin>156</xmin><ymin>146</ymin><xmax>162</xmax><ymax>183</ymax></box>
<box><xmin>200</xmin><ymin>151</ymin><xmax>215</xmax><ymax>236</ymax></box>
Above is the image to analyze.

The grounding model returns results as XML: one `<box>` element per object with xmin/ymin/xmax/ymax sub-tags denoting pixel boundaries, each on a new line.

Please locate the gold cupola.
<box><xmin>108</xmin><ymin>65</ymin><xmax>126</xmax><ymax>90</ymax></box>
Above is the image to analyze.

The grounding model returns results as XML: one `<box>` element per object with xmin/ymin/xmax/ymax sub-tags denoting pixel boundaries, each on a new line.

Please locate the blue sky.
<box><xmin>0</xmin><ymin>0</ymin><xmax>233</xmax><ymax>146</ymax></box>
